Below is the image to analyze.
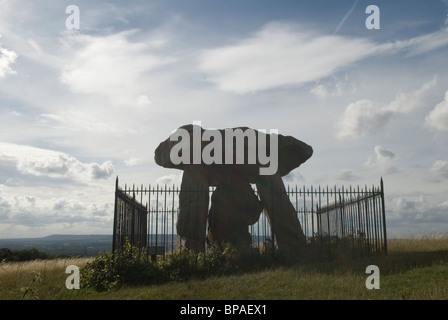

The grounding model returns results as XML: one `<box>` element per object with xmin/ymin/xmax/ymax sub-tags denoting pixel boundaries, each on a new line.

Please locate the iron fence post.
<box><xmin>380</xmin><ymin>177</ymin><xmax>388</xmax><ymax>254</ymax></box>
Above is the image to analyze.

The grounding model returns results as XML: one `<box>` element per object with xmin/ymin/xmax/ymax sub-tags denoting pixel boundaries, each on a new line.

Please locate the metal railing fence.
<box><xmin>113</xmin><ymin>177</ymin><xmax>387</xmax><ymax>259</ymax></box>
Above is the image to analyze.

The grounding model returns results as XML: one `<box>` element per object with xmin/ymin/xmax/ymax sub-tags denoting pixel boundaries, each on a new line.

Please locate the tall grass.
<box><xmin>0</xmin><ymin>258</ymin><xmax>92</xmax><ymax>300</ymax></box>
<box><xmin>1</xmin><ymin>235</ymin><xmax>447</xmax><ymax>300</ymax></box>
<box><xmin>388</xmin><ymin>233</ymin><xmax>448</xmax><ymax>252</ymax></box>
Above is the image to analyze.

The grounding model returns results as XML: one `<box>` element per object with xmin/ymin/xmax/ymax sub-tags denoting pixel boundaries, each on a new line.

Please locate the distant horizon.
<box><xmin>2</xmin><ymin>231</ymin><xmax>448</xmax><ymax>241</ymax></box>
<box><xmin>0</xmin><ymin>233</ymin><xmax>112</xmax><ymax>240</ymax></box>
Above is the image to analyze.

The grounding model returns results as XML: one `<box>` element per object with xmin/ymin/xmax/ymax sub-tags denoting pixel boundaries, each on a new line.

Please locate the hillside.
<box><xmin>0</xmin><ymin>234</ymin><xmax>112</xmax><ymax>256</ymax></box>
<box><xmin>0</xmin><ymin>236</ymin><xmax>447</xmax><ymax>301</ymax></box>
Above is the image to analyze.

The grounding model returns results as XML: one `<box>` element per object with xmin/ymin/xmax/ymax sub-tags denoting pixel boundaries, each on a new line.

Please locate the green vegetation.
<box><xmin>80</xmin><ymin>240</ymin><xmax>276</xmax><ymax>291</ymax></box>
<box><xmin>0</xmin><ymin>247</ymin><xmax>71</xmax><ymax>262</ymax></box>
<box><xmin>1</xmin><ymin>234</ymin><xmax>447</xmax><ymax>300</ymax></box>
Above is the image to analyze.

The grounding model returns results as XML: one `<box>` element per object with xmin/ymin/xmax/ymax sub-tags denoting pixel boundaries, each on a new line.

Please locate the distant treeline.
<box><xmin>0</xmin><ymin>247</ymin><xmax>72</xmax><ymax>262</ymax></box>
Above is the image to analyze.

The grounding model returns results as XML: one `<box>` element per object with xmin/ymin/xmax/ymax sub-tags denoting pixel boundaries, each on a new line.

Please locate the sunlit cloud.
<box><xmin>199</xmin><ymin>22</ymin><xmax>375</xmax><ymax>94</ymax></box>
<box><xmin>0</xmin><ymin>143</ymin><xmax>115</xmax><ymax>183</ymax></box>
<box><xmin>0</xmin><ymin>37</ymin><xmax>17</xmax><ymax>78</ymax></box>
<box><xmin>59</xmin><ymin>30</ymin><xmax>175</xmax><ymax>105</ymax></box>
<box><xmin>199</xmin><ymin>18</ymin><xmax>448</xmax><ymax>95</ymax></box>
<box><xmin>426</xmin><ymin>90</ymin><xmax>448</xmax><ymax>132</ymax></box>
<box><xmin>124</xmin><ymin>157</ymin><xmax>146</xmax><ymax>166</ymax></box>
<box><xmin>336</xmin><ymin>78</ymin><xmax>437</xmax><ymax>140</ymax></box>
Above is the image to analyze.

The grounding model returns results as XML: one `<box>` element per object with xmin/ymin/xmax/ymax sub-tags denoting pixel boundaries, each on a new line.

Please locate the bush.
<box><xmin>80</xmin><ymin>240</ymin><xmax>163</xmax><ymax>291</ymax></box>
<box><xmin>198</xmin><ymin>242</ymin><xmax>239</xmax><ymax>276</ymax></box>
<box><xmin>80</xmin><ymin>240</ymin><xmax>280</xmax><ymax>292</ymax></box>
<box><xmin>0</xmin><ymin>248</ymin><xmax>13</xmax><ymax>262</ymax></box>
<box><xmin>159</xmin><ymin>248</ymin><xmax>199</xmax><ymax>282</ymax></box>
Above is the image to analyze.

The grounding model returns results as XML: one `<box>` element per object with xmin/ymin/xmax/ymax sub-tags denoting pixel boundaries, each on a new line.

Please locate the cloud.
<box><xmin>336</xmin><ymin>100</ymin><xmax>393</xmax><ymax>140</ymax></box>
<box><xmin>0</xmin><ymin>39</ymin><xmax>17</xmax><ymax>78</ymax></box>
<box><xmin>124</xmin><ymin>157</ymin><xmax>146</xmax><ymax>166</ymax></box>
<box><xmin>401</xmin><ymin>20</ymin><xmax>448</xmax><ymax>57</ymax></box>
<box><xmin>283</xmin><ymin>171</ymin><xmax>306</xmax><ymax>184</ymax></box>
<box><xmin>52</xmin><ymin>198</ymin><xmax>84</xmax><ymax>211</ymax></box>
<box><xmin>375</xmin><ymin>18</ymin><xmax>448</xmax><ymax>57</ymax></box>
<box><xmin>156</xmin><ymin>174</ymin><xmax>182</xmax><ymax>186</ymax></box>
<box><xmin>337</xmin><ymin>78</ymin><xmax>437</xmax><ymax>140</ymax></box>
<box><xmin>364</xmin><ymin>146</ymin><xmax>399</xmax><ymax>175</ymax></box>
<box><xmin>336</xmin><ymin>169</ymin><xmax>360</xmax><ymax>181</ymax></box>
<box><xmin>396</xmin><ymin>196</ymin><xmax>428</xmax><ymax>214</ymax></box>
<box><xmin>59</xmin><ymin>30</ymin><xmax>175</xmax><ymax>105</ymax></box>
<box><xmin>429</xmin><ymin>160</ymin><xmax>448</xmax><ymax>182</ymax></box>
<box><xmin>388</xmin><ymin>77</ymin><xmax>437</xmax><ymax>113</ymax></box>
<box><xmin>310</xmin><ymin>80</ymin><xmax>346</xmax><ymax>99</ymax></box>
<box><xmin>137</xmin><ymin>95</ymin><xmax>151</xmax><ymax>107</ymax></box>
<box><xmin>387</xmin><ymin>193</ymin><xmax>448</xmax><ymax>233</ymax></box>
<box><xmin>90</xmin><ymin>162</ymin><xmax>115</xmax><ymax>180</ymax></box>
<box><xmin>0</xmin><ymin>143</ymin><xmax>115</xmax><ymax>183</ymax></box>
<box><xmin>199</xmin><ymin>17</ymin><xmax>448</xmax><ymax>95</ymax></box>
<box><xmin>199</xmin><ymin>22</ymin><xmax>375</xmax><ymax>94</ymax></box>
<box><xmin>425</xmin><ymin>90</ymin><xmax>448</xmax><ymax>131</ymax></box>
<box><xmin>38</xmin><ymin>110</ymin><xmax>139</xmax><ymax>136</ymax></box>
<box><xmin>0</xmin><ymin>184</ymin><xmax>114</xmax><ymax>237</ymax></box>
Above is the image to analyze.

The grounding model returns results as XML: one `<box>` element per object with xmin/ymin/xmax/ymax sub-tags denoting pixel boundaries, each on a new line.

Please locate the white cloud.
<box><xmin>387</xmin><ymin>193</ymin><xmax>448</xmax><ymax>233</ymax></box>
<box><xmin>199</xmin><ymin>22</ymin><xmax>375</xmax><ymax>94</ymax></box>
<box><xmin>59</xmin><ymin>30</ymin><xmax>175</xmax><ymax>105</ymax></box>
<box><xmin>425</xmin><ymin>91</ymin><xmax>448</xmax><ymax>131</ymax></box>
<box><xmin>337</xmin><ymin>78</ymin><xmax>437</xmax><ymax>140</ymax></box>
<box><xmin>0</xmin><ymin>39</ymin><xmax>17</xmax><ymax>78</ymax></box>
<box><xmin>124</xmin><ymin>157</ymin><xmax>146</xmax><ymax>166</ymax></box>
<box><xmin>156</xmin><ymin>174</ymin><xmax>182</xmax><ymax>186</ymax></box>
<box><xmin>52</xmin><ymin>198</ymin><xmax>84</xmax><ymax>211</ymax></box>
<box><xmin>198</xmin><ymin>17</ymin><xmax>448</xmax><ymax>95</ymax></box>
<box><xmin>0</xmin><ymin>143</ymin><xmax>115</xmax><ymax>183</ymax></box>
<box><xmin>0</xmin><ymin>184</ymin><xmax>114</xmax><ymax>237</ymax></box>
<box><xmin>374</xmin><ymin>19</ymin><xmax>448</xmax><ymax>57</ymax></box>
<box><xmin>387</xmin><ymin>77</ymin><xmax>437</xmax><ymax>113</ymax></box>
<box><xmin>429</xmin><ymin>160</ymin><xmax>448</xmax><ymax>182</ymax></box>
<box><xmin>336</xmin><ymin>100</ymin><xmax>393</xmax><ymax>140</ymax></box>
<box><xmin>137</xmin><ymin>94</ymin><xmax>151</xmax><ymax>107</ymax></box>
<box><xmin>38</xmin><ymin>110</ymin><xmax>139</xmax><ymax>136</ymax></box>
<box><xmin>403</xmin><ymin>22</ymin><xmax>448</xmax><ymax>57</ymax></box>
<box><xmin>364</xmin><ymin>146</ymin><xmax>399</xmax><ymax>175</ymax></box>
<box><xmin>310</xmin><ymin>81</ymin><xmax>345</xmax><ymax>99</ymax></box>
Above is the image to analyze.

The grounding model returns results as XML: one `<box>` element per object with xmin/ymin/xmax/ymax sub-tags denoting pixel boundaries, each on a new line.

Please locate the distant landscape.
<box><xmin>0</xmin><ymin>235</ymin><xmax>112</xmax><ymax>256</ymax></box>
<box><xmin>0</xmin><ymin>234</ymin><xmax>271</xmax><ymax>257</ymax></box>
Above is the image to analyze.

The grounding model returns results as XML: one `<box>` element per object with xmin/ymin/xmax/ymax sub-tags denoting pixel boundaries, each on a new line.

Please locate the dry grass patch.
<box><xmin>0</xmin><ymin>257</ymin><xmax>92</xmax><ymax>300</ymax></box>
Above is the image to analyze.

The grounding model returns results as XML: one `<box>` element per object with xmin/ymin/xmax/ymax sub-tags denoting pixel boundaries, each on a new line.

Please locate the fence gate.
<box><xmin>112</xmin><ymin>178</ymin><xmax>147</xmax><ymax>252</ymax></box>
<box><xmin>315</xmin><ymin>178</ymin><xmax>387</xmax><ymax>257</ymax></box>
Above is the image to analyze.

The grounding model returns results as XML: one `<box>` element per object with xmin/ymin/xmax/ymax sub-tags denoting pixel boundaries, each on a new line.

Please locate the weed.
<box><xmin>21</xmin><ymin>271</ymin><xmax>41</xmax><ymax>300</ymax></box>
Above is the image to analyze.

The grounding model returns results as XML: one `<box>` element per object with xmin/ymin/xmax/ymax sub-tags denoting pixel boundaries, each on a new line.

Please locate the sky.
<box><xmin>0</xmin><ymin>0</ymin><xmax>448</xmax><ymax>238</ymax></box>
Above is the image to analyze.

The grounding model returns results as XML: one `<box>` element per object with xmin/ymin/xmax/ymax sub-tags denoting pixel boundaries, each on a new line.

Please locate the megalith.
<box><xmin>154</xmin><ymin>124</ymin><xmax>313</xmax><ymax>256</ymax></box>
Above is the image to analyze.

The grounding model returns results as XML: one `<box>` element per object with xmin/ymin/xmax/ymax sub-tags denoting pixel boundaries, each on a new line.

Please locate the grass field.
<box><xmin>1</xmin><ymin>234</ymin><xmax>448</xmax><ymax>300</ymax></box>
